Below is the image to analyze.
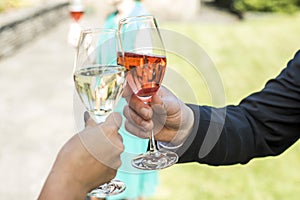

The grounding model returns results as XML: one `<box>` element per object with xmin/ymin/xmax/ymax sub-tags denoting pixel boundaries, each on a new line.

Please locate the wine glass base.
<box><xmin>87</xmin><ymin>180</ymin><xmax>126</xmax><ymax>198</ymax></box>
<box><xmin>132</xmin><ymin>150</ymin><xmax>178</xmax><ymax>170</ymax></box>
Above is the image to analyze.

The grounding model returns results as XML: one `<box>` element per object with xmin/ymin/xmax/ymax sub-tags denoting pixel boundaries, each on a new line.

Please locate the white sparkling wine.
<box><xmin>74</xmin><ymin>65</ymin><xmax>126</xmax><ymax>117</ymax></box>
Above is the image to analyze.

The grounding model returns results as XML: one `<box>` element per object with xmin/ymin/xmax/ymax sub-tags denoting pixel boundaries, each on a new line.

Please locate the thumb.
<box><xmin>151</xmin><ymin>91</ymin><xmax>166</xmax><ymax>115</ymax></box>
<box><xmin>84</xmin><ymin>111</ymin><xmax>97</xmax><ymax>127</ymax></box>
<box><xmin>122</xmin><ymin>83</ymin><xmax>133</xmax><ymax>100</ymax></box>
<box><xmin>151</xmin><ymin>86</ymin><xmax>168</xmax><ymax>107</ymax></box>
<box><xmin>151</xmin><ymin>93</ymin><xmax>163</xmax><ymax>106</ymax></box>
<box><xmin>103</xmin><ymin>112</ymin><xmax>123</xmax><ymax>131</ymax></box>
<box><xmin>101</xmin><ymin>112</ymin><xmax>124</xmax><ymax>152</ymax></box>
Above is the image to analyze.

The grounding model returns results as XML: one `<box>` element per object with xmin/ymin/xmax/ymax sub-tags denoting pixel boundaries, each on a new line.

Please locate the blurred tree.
<box><xmin>214</xmin><ymin>0</ymin><xmax>244</xmax><ymax>19</ymax></box>
<box><xmin>234</xmin><ymin>0</ymin><xmax>300</xmax><ymax>13</ymax></box>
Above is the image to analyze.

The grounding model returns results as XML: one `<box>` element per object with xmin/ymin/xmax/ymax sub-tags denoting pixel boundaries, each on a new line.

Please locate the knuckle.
<box><xmin>123</xmin><ymin>106</ymin><xmax>131</xmax><ymax>119</ymax></box>
<box><xmin>133</xmin><ymin>114</ymin><xmax>143</xmax><ymax>126</ymax></box>
<box><xmin>138</xmin><ymin>130</ymin><xmax>149</xmax><ymax>139</ymax></box>
<box><xmin>115</xmin><ymin>159</ymin><xmax>122</xmax><ymax>169</ymax></box>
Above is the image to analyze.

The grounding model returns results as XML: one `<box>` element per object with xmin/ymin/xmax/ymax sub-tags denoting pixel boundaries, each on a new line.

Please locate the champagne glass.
<box><xmin>73</xmin><ymin>28</ymin><xmax>126</xmax><ymax>198</ymax></box>
<box><xmin>68</xmin><ymin>0</ymin><xmax>84</xmax><ymax>48</ymax></box>
<box><xmin>118</xmin><ymin>15</ymin><xmax>178</xmax><ymax>170</ymax></box>
<box><xmin>69</xmin><ymin>0</ymin><xmax>84</xmax><ymax>22</ymax></box>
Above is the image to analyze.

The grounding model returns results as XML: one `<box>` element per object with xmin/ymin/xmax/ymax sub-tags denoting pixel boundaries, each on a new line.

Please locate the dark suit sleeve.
<box><xmin>177</xmin><ymin>50</ymin><xmax>300</xmax><ymax>165</ymax></box>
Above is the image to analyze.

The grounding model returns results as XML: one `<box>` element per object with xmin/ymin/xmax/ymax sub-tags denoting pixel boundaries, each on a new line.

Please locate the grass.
<box><xmin>147</xmin><ymin>13</ymin><xmax>300</xmax><ymax>199</ymax></box>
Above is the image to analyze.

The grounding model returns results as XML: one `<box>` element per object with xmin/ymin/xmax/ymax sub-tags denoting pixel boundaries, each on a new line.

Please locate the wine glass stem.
<box><xmin>145</xmin><ymin>101</ymin><xmax>159</xmax><ymax>153</ymax></box>
<box><xmin>149</xmin><ymin>130</ymin><xmax>158</xmax><ymax>153</ymax></box>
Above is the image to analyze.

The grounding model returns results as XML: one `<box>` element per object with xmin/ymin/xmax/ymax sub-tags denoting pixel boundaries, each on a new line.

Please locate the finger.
<box><xmin>150</xmin><ymin>86</ymin><xmax>170</xmax><ymax>112</ymax></box>
<box><xmin>150</xmin><ymin>92</ymin><xmax>164</xmax><ymax>106</ymax></box>
<box><xmin>126</xmin><ymin>94</ymin><xmax>153</xmax><ymax>120</ymax></box>
<box><xmin>84</xmin><ymin>111</ymin><xmax>97</xmax><ymax>127</ymax></box>
<box><xmin>123</xmin><ymin>105</ymin><xmax>153</xmax><ymax>131</ymax></box>
<box><xmin>122</xmin><ymin>82</ymin><xmax>133</xmax><ymax>99</ymax></box>
<box><xmin>84</xmin><ymin>111</ymin><xmax>90</xmax><ymax>123</ymax></box>
<box><xmin>124</xmin><ymin>120</ymin><xmax>150</xmax><ymax>139</ymax></box>
<box><xmin>78</xmin><ymin>127</ymin><xmax>122</xmax><ymax>170</ymax></box>
<box><xmin>101</xmin><ymin>113</ymin><xmax>124</xmax><ymax>151</ymax></box>
<box><xmin>151</xmin><ymin>97</ymin><xmax>167</xmax><ymax>115</ymax></box>
<box><xmin>104</xmin><ymin>112</ymin><xmax>123</xmax><ymax>130</ymax></box>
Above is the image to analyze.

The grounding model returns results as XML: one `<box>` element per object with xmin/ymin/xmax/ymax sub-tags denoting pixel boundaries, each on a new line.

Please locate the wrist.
<box><xmin>39</xmin><ymin>136</ymin><xmax>91</xmax><ymax>200</ymax></box>
<box><xmin>38</xmin><ymin>167</ymin><xmax>88</xmax><ymax>200</ymax></box>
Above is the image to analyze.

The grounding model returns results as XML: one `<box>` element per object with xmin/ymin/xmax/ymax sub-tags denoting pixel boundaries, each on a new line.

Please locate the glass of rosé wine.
<box><xmin>118</xmin><ymin>15</ymin><xmax>178</xmax><ymax>170</ymax></box>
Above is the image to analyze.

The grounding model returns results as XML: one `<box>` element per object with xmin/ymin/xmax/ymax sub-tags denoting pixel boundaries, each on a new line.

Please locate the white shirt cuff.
<box><xmin>158</xmin><ymin>141</ymin><xmax>183</xmax><ymax>150</ymax></box>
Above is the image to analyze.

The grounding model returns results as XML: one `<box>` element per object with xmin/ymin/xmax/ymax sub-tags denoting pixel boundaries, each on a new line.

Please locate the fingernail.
<box><xmin>84</xmin><ymin>111</ymin><xmax>90</xmax><ymax>123</ymax></box>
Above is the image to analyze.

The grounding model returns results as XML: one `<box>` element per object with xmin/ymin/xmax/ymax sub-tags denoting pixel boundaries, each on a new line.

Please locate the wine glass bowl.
<box><xmin>69</xmin><ymin>0</ymin><xmax>84</xmax><ymax>22</ymax></box>
<box><xmin>118</xmin><ymin>15</ymin><xmax>178</xmax><ymax>170</ymax></box>
<box><xmin>74</xmin><ymin>65</ymin><xmax>126</xmax><ymax>121</ymax></box>
<box><xmin>73</xmin><ymin>28</ymin><xmax>126</xmax><ymax>198</ymax></box>
<box><xmin>119</xmin><ymin>51</ymin><xmax>166</xmax><ymax>103</ymax></box>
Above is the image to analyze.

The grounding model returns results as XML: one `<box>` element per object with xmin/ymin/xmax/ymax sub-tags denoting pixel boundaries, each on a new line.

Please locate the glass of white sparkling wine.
<box><xmin>73</xmin><ymin>28</ymin><xmax>126</xmax><ymax>198</ymax></box>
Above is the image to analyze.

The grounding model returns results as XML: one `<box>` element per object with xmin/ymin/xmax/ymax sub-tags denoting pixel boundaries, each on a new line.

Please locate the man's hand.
<box><xmin>123</xmin><ymin>84</ymin><xmax>194</xmax><ymax>147</ymax></box>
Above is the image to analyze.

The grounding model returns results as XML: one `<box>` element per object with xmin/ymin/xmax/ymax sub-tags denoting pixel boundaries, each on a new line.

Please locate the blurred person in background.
<box><xmin>103</xmin><ymin>0</ymin><xmax>149</xmax><ymax>28</ymax></box>
<box><xmin>102</xmin><ymin>0</ymin><xmax>158</xmax><ymax>200</ymax></box>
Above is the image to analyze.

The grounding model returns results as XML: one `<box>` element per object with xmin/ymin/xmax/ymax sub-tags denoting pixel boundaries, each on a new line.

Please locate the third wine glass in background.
<box><xmin>68</xmin><ymin>0</ymin><xmax>84</xmax><ymax>48</ymax></box>
<box><xmin>69</xmin><ymin>0</ymin><xmax>84</xmax><ymax>22</ymax></box>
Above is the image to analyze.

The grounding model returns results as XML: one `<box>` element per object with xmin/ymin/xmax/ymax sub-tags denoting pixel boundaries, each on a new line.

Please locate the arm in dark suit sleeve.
<box><xmin>177</xmin><ymin>50</ymin><xmax>300</xmax><ymax>165</ymax></box>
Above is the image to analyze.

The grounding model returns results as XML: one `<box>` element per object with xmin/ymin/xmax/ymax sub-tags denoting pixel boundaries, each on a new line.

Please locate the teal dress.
<box><xmin>104</xmin><ymin>3</ymin><xmax>158</xmax><ymax>199</ymax></box>
<box><xmin>111</xmin><ymin>99</ymin><xmax>158</xmax><ymax>199</ymax></box>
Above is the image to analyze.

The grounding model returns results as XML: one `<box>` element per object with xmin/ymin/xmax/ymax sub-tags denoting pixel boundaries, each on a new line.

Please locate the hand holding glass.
<box><xmin>73</xmin><ymin>28</ymin><xmax>126</xmax><ymax>198</ymax></box>
<box><xmin>118</xmin><ymin>15</ymin><xmax>178</xmax><ymax>170</ymax></box>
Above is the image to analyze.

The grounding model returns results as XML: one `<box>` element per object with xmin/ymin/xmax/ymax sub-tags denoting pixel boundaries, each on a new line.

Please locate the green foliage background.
<box><xmin>215</xmin><ymin>0</ymin><xmax>300</xmax><ymax>13</ymax></box>
<box><xmin>147</xmin><ymin>13</ymin><xmax>300</xmax><ymax>200</ymax></box>
<box><xmin>234</xmin><ymin>0</ymin><xmax>300</xmax><ymax>13</ymax></box>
